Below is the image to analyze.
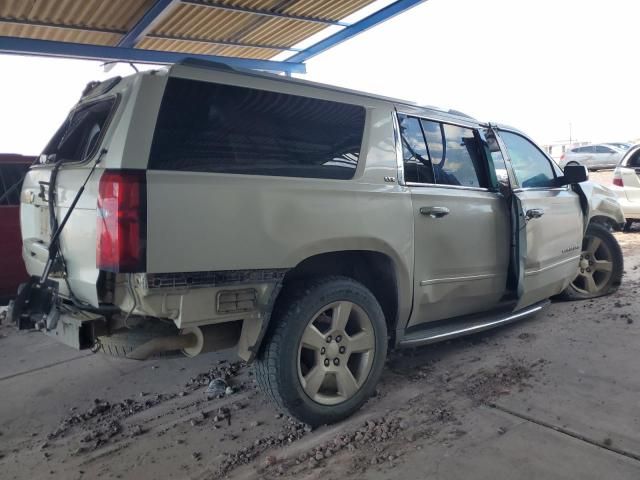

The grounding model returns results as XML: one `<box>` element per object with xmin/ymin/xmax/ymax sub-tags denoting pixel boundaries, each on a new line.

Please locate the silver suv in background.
<box><xmin>9</xmin><ymin>61</ymin><xmax>625</xmax><ymax>426</ymax></box>
<box><xmin>560</xmin><ymin>143</ymin><xmax>625</xmax><ymax>170</ymax></box>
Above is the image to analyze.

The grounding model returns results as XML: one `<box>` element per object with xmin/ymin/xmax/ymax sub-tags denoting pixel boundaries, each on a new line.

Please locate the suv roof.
<box><xmin>167</xmin><ymin>61</ymin><xmax>479</xmax><ymax>127</ymax></box>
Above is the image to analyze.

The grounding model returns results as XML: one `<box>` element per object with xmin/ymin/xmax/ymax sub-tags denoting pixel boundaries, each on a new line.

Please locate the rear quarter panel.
<box><xmin>145</xmin><ymin>102</ymin><xmax>415</xmax><ymax>323</ymax></box>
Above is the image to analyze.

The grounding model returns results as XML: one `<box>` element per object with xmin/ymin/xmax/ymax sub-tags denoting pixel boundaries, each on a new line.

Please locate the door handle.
<box><xmin>525</xmin><ymin>208</ymin><xmax>544</xmax><ymax>220</ymax></box>
<box><xmin>420</xmin><ymin>206</ymin><xmax>450</xmax><ymax>218</ymax></box>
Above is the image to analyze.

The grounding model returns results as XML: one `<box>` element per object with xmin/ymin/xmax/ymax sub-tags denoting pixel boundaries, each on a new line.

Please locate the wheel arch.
<box><xmin>272</xmin><ymin>250</ymin><xmax>402</xmax><ymax>343</ymax></box>
<box><xmin>590</xmin><ymin>214</ymin><xmax>622</xmax><ymax>232</ymax></box>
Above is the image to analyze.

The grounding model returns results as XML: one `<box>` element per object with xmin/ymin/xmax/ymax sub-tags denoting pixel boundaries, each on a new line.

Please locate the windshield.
<box><xmin>42</xmin><ymin>97</ymin><xmax>116</xmax><ymax>164</ymax></box>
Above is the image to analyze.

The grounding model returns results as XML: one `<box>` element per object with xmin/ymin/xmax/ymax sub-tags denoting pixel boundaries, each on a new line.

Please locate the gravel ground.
<box><xmin>1</xmin><ymin>203</ymin><xmax>640</xmax><ymax>479</ymax></box>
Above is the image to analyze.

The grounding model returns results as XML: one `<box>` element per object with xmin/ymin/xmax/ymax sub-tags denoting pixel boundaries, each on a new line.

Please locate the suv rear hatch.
<box><xmin>20</xmin><ymin>85</ymin><xmax>120</xmax><ymax>306</ymax></box>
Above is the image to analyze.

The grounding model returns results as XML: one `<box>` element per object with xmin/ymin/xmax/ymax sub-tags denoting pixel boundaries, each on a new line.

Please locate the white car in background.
<box><xmin>612</xmin><ymin>144</ymin><xmax>640</xmax><ymax>230</ymax></box>
<box><xmin>560</xmin><ymin>143</ymin><xmax>625</xmax><ymax>170</ymax></box>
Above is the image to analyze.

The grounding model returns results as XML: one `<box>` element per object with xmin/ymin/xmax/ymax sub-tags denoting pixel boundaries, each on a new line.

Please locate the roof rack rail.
<box><xmin>178</xmin><ymin>57</ymin><xmax>237</xmax><ymax>72</ymax></box>
<box><xmin>447</xmin><ymin>109</ymin><xmax>476</xmax><ymax>120</ymax></box>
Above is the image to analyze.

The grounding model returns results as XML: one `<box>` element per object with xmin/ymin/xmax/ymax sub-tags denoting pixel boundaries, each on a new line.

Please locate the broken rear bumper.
<box><xmin>9</xmin><ymin>276</ymin><xmax>105</xmax><ymax>350</ymax></box>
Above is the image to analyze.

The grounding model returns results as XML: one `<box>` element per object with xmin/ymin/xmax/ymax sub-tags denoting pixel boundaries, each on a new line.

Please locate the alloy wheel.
<box><xmin>297</xmin><ymin>301</ymin><xmax>375</xmax><ymax>406</ymax></box>
<box><xmin>571</xmin><ymin>233</ymin><xmax>614</xmax><ymax>295</ymax></box>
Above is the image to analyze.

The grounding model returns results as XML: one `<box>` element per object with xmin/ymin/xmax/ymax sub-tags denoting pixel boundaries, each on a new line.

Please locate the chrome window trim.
<box><xmin>396</xmin><ymin>109</ymin><xmax>479</xmax><ymax>130</ymax></box>
<box><xmin>392</xmin><ymin>109</ymin><xmax>406</xmax><ymax>186</ymax></box>
<box><xmin>406</xmin><ymin>181</ymin><xmax>491</xmax><ymax>193</ymax></box>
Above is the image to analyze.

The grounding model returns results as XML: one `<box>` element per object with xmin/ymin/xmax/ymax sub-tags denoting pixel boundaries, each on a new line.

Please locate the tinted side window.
<box><xmin>500</xmin><ymin>131</ymin><xmax>556</xmax><ymax>188</ymax></box>
<box><xmin>149</xmin><ymin>78</ymin><xmax>365</xmax><ymax>179</ymax></box>
<box><xmin>627</xmin><ymin>150</ymin><xmax>640</xmax><ymax>167</ymax></box>
<box><xmin>594</xmin><ymin>145</ymin><xmax>614</xmax><ymax>153</ymax></box>
<box><xmin>398</xmin><ymin>115</ymin><xmax>433</xmax><ymax>183</ymax></box>
<box><xmin>572</xmin><ymin>146</ymin><xmax>591</xmax><ymax>153</ymax></box>
<box><xmin>422</xmin><ymin>120</ymin><xmax>485</xmax><ymax>188</ymax></box>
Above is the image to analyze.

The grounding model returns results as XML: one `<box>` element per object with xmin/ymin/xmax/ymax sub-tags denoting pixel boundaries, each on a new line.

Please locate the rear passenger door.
<box><xmin>398</xmin><ymin>114</ymin><xmax>510</xmax><ymax>326</ymax></box>
<box><xmin>579</xmin><ymin>146</ymin><xmax>596</xmax><ymax>168</ymax></box>
<box><xmin>496</xmin><ymin>129</ymin><xmax>583</xmax><ymax>309</ymax></box>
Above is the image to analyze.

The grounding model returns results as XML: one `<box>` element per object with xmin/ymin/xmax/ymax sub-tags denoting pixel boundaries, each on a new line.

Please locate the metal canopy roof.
<box><xmin>0</xmin><ymin>0</ymin><xmax>425</xmax><ymax>74</ymax></box>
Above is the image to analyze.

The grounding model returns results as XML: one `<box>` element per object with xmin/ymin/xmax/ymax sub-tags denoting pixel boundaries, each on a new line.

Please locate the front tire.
<box><xmin>559</xmin><ymin>222</ymin><xmax>623</xmax><ymax>300</ymax></box>
<box><xmin>255</xmin><ymin>276</ymin><xmax>387</xmax><ymax>426</ymax></box>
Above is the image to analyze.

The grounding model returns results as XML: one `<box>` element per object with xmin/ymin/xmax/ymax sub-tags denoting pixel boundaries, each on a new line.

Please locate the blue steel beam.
<box><xmin>0</xmin><ymin>36</ymin><xmax>306</xmax><ymax>73</ymax></box>
<box><xmin>118</xmin><ymin>0</ymin><xmax>178</xmax><ymax>48</ymax></box>
<box><xmin>146</xmin><ymin>33</ymin><xmax>303</xmax><ymax>52</ymax></box>
<box><xmin>285</xmin><ymin>0</ymin><xmax>426</xmax><ymax>64</ymax></box>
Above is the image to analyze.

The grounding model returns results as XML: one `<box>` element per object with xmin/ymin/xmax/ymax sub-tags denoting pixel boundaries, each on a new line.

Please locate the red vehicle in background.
<box><xmin>0</xmin><ymin>154</ymin><xmax>33</xmax><ymax>305</ymax></box>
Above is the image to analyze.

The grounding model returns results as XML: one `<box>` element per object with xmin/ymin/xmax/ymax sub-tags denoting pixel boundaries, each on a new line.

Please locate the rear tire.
<box><xmin>255</xmin><ymin>276</ymin><xmax>387</xmax><ymax>426</ymax></box>
<box><xmin>558</xmin><ymin>222</ymin><xmax>623</xmax><ymax>300</ymax></box>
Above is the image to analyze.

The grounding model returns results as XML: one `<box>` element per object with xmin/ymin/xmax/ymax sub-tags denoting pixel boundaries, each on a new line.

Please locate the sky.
<box><xmin>0</xmin><ymin>0</ymin><xmax>639</xmax><ymax>155</ymax></box>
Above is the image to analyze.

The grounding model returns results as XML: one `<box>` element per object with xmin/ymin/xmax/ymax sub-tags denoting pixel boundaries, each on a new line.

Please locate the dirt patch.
<box><xmin>216</xmin><ymin>417</ymin><xmax>310</xmax><ymax>478</ymax></box>
<box><xmin>460</xmin><ymin>357</ymin><xmax>547</xmax><ymax>405</ymax></box>
<box><xmin>254</xmin><ymin>398</ymin><xmax>457</xmax><ymax>479</ymax></box>
<box><xmin>44</xmin><ymin>359</ymin><xmax>253</xmax><ymax>456</ymax></box>
<box><xmin>47</xmin><ymin>394</ymin><xmax>177</xmax><ymax>451</ymax></box>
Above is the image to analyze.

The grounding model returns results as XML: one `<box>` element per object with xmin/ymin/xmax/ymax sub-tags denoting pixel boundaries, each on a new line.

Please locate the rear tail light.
<box><xmin>560</xmin><ymin>153</ymin><xmax>565</xmax><ymax>162</ymax></box>
<box><xmin>97</xmin><ymin>170</ymin><xmax>146</xmax><ymax>272</ymax></box>
<box><xmin>613</xmin><ymin>176</ymin><xmax>624</xmax><ymax>187</ymax></box>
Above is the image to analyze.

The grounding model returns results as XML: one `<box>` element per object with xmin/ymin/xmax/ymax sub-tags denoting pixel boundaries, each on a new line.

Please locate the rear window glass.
<box><xmin>42</xmin><ymin>98</ymin><xmax>116</xmax><ymax>164</ymax></box>
<box><xmin>0</xmin><ymin>163</ymin><xmax>29</xmax><ymax>206</ymax></box>
<box><xmin>148</xmin><ymin>78</ymin><xmax>366</xmax><ymax>179</ymax></box>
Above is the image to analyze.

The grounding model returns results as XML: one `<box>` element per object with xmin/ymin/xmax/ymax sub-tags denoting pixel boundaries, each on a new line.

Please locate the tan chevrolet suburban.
<box><xmin>9</xmin><ymin>60</ymin><xmax>624</xmax><ymax>426</ymax></box>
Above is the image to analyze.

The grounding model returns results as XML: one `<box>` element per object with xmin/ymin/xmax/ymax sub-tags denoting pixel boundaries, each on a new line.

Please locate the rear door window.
<box><xmin>149</xmin><ymin>78</ymin><xmax>366</xmax><ymax>180</ymax></box>
<box><xmin>421</xmin><ymin>120</ymin><xmax>486</xmax><ymax>188</ymax></box>
<box><xmin>594</xmin><ymin>145</ymin><xmax>615</xmax><ymax>154</ymax></box>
